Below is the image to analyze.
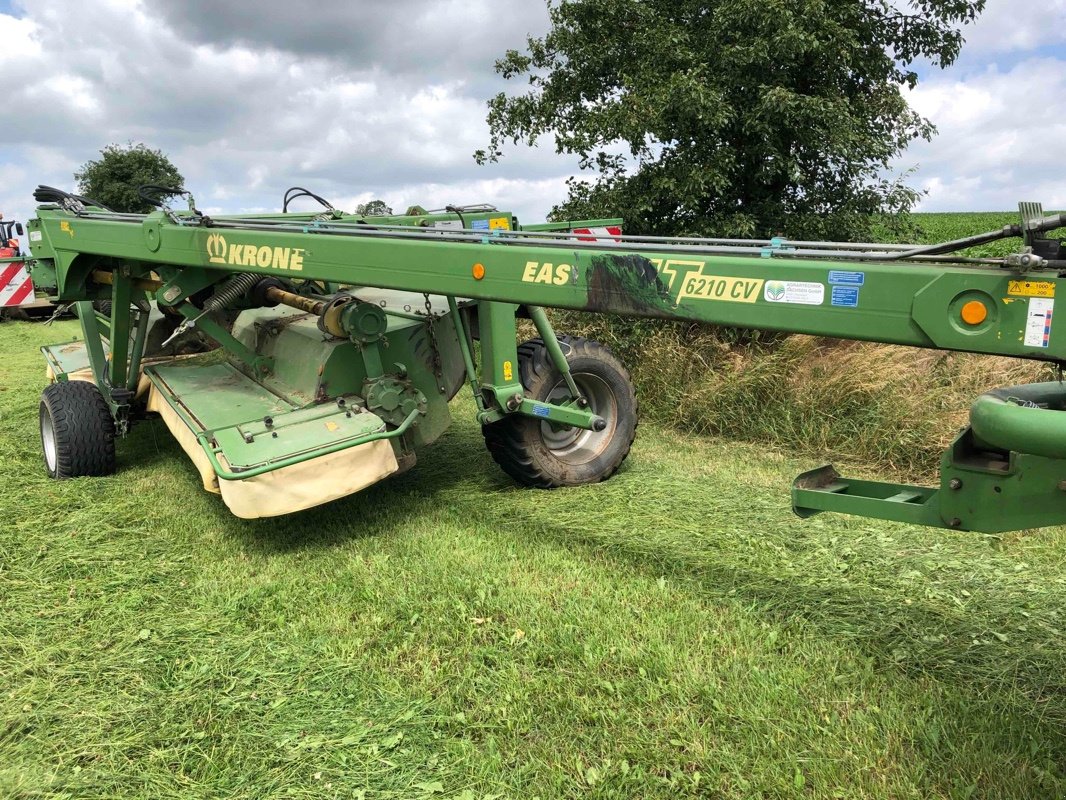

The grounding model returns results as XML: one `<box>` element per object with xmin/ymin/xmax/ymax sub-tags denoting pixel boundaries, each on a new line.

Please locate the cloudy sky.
<box><xmin>0</xmin><ymin>0</ymin><xmax>1064</xmax><ymax>229</ymax></box>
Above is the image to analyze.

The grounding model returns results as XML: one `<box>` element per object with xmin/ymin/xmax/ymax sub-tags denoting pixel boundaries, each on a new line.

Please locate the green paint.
<box><xmin>24</xmin><ymin>200</ymin><xmax>1066</xmax><ymax>530</ymax></box>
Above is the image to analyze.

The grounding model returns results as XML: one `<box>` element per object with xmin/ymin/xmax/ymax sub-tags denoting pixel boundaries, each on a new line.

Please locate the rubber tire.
<box><xmin>39</xmin><ymin>381</ymin><xmax>116</xmax><ymax>478</ymax></box>
<box><xmin>92</xmin><ymin>299</ymin><xmax>113</xmax><ymax>317</ymax></box>
<box><xmin>483</xmin><ymin>336</ymin><xmax>637</xmax><ymax>488</ymax></box>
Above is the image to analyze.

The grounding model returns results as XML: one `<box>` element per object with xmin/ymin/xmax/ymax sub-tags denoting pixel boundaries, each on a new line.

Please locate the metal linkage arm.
<box><xmin>27</xmin><ymin>206</ymin><xmax>1066</xmax><ymax>364</ymax></box>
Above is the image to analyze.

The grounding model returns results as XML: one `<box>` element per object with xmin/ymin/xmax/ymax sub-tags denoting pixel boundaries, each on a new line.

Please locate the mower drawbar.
<box><xmin>793</xmin><ymin>382</ymin><xmax>1066</xmax><ymax>533</ymax></box>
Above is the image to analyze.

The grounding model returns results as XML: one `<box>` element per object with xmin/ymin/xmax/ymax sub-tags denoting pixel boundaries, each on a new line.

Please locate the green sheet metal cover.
<box><xmin>147</xmin><ymin>361</ymin><xmax>387</xmax><ymax>471</ymax></box>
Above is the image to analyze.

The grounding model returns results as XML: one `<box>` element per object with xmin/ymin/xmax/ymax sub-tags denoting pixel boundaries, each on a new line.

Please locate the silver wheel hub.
<box><xmin>540</xmin><ymin>373</ymin><xmax>617</xmax><ymax>465</ymax></box>
<box><xmin>41</xmin><ymin>409</ymin><xmax>58</xmax><ymax>473</ymax></box>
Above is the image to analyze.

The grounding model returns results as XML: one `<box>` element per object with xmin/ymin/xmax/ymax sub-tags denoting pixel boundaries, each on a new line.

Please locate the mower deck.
<box><xmin>143</xmin><ymin>360</ymin><xmax>399</xmax><ymax>518</ymax></box>
<box><xmin>42</xmin><ymin>338</ymin><xmax>107</xmax><ymax>378</ymax></box>
<box><xmin>145</xmin><ymin>361</ymin><xmax>389</xmax><ymax>472</ymax></box>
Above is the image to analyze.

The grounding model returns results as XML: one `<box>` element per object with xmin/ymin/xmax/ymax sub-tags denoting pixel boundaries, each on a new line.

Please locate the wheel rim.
<box><xmin>41</xmin><ymin>408</ymin><xmax>57</xmax><ymax>473</ymax></box>
<box><xmin>539</xmin><ymin>373</ymin><xmax>618</xmax><ymax>465</ymax></box>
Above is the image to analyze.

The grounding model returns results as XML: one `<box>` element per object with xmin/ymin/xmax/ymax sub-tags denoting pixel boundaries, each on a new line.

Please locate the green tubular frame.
<box><xmin>26</xmin><ymin>203</ymin><xmax>1066</xmax><ymax>531</ymax></box>
<box><xmin>447</xmin><ymin>296</ymin><xmax>487</xmax><ymax>414</ymax></box>
<box><xmin>970</xmin><ymin>383</ymin><xmax>1066</xmax><ymax>458</ymax></box>
<box><xmin>793</xmin><ymin>382</ymin><xmax>1066</xmax><ymax>533</ymax></box>
<box><xmin>23</xmin><ymin>209</ymin><xmax>1060</xmax><ymax>361</ymax></box>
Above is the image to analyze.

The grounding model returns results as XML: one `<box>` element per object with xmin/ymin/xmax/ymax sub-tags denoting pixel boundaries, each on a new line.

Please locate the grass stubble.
<box><xmin>2</xmin><ymin>213</ymin><xmax>1066</xmax><ymax>798</ymax></box>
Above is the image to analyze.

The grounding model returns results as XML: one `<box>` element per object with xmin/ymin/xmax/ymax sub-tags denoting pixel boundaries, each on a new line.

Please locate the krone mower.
<box><xmin>22</xmin><ymin>185</ymin><xmax>1066</xmax><ymax>531</ymax></box>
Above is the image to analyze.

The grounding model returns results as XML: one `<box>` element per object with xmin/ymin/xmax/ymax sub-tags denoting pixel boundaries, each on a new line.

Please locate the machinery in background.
<box><xmin>0</xmin><ymin>216</ymin><xmax>36</xmax><ymax>312</ymax></box>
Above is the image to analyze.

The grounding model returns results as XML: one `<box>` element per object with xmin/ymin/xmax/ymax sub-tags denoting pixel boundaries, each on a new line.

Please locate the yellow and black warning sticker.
<box><xmin>1008</xmin><ymin>280</ymin><xmax>1055</xmax><ymax>298</ymax></box>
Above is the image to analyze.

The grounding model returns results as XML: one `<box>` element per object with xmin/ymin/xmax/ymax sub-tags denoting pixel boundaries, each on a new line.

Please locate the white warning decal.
<box><xmin>1024</xmin><ymin>297</ymin><xmax>1054</xmax><ymax>348</ymax></box>
<box><xmin>763</xmin><ymin>280</ymin><xmax>825</xmax><ymax>305</ymax></box>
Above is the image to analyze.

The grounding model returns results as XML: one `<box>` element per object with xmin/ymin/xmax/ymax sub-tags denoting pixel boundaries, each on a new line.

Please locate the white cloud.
<box><xmin>0</xmin><ymin>0</ymin><xmax>1062</xmax><ymax>236</ymax></box>
<box><xmin>957</xmin><ymin>0</ymin><xmax>1066</xmax><ymax>55</ymax></box>
<box><xmin>900</xmin><ymin>55</ymin><xmax>1066</xmax><ymax>211</ymax></box>
<box><xmin>0</xmin><ymin>0</ymin><xmax>573</xmax><ymax>229</ymax></box>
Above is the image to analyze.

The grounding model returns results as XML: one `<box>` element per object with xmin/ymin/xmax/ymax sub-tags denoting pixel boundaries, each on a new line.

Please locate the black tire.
<box><xmin>39</xmin><ymin>381</ymin><xmax>116</xmax><ymax>478</ymax></box>
<box><xmin>483</xmin><ymin>336</ymin><xmax>637</xmax><ymax>488</ymax></box>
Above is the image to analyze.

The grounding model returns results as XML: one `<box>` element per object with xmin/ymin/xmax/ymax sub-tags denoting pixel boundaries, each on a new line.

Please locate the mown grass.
<box><xmin>4</xmin><ymin>302</ymin><xmax>1066</xmax><ymax>796</ymax></box>
<box><xmin>551</xmin><ymin>211</ymin><xmax>1064</xmax><ymax>477</ymax></box>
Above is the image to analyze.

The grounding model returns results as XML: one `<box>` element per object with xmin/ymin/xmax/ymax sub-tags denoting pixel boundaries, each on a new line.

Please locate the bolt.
<box><xmin>337</xmin><ymin>397</ymin><xmax>346</xmax><ymax>407</ymax></box>
<box><xmin>271</xmin><ymin>431</ymin><xmax>278</xmax><ymax>439</ymax></box>
<box><xmin>162</xmin><ymin>286</ymin><xmax>181</xmax><ymax>303</ymax></box>
<box><xmin>592</xmin><ymin>418</ymin><xmax>607</xmax><ymax>432</ymax></box>
<box><xmin>948</xmin><ymin>518</ymin><xmax>962</xmax><ymax>529</ymax></box>
<box><xmin>263</xmin><ymin>416</ymin><xmax>273</xmax><ymax>427</ymax></box>
<box><xmin>243</xmin><ymin>432</ymin><xmax>253</xmax><ymax>444</ymax></box>
<box><xmin>948</xmin><ymin>478</ymin><xmax>963</xmax><ymax>490</ymax></box>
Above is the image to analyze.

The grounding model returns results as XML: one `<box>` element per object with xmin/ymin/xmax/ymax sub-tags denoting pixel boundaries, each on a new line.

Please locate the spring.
<box><xmin>203</xmin><ymin>272</ymin><xmax>259</xmax><ymax>312</ymax></box>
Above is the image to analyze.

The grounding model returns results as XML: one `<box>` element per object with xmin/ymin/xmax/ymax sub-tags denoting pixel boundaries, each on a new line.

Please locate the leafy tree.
<box><xmin>477</xmin><ymin>0</ymin><xmax>984</xmax><ymax>240</ymax></box>
<box><xmin>75</xmin><ymin>142</ymin><xmax>185</xmax><ymax>214</ymax></box>
<box><xmin>356</xmin><ymin>199</ymin><xmax>393</xmax><ymax>216</ymax></box>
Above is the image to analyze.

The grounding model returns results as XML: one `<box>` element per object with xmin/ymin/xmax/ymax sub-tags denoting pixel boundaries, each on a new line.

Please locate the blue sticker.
<box><xmin>828</xmin><ymin>270</ymin><xmax>865</xmax><ymax>286</ymax></box>
<box><xmin>471</xmin><ymin>219</ymin><xmax>490</xmax><ymax>230</ymax></box>
<box><xmin>831</xmin><ymin>287</ymin><xmax>860</xmax><ymax>308</ymax></box>
<box><xmin>532</xmin><ymin>404</ymin><xmax>551</xmax><ymax>418</ymax></box>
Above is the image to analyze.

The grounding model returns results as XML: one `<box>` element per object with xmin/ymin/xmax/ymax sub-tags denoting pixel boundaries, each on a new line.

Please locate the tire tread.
<box><xmin>483</xmin><ymin>336</ymin><xmax>637</xmax><ymax>488</ymax></box>
<box><xmin>41</xmin><ymin>381</ymin><xmax>116</xmax><ymax>478</ymax></box>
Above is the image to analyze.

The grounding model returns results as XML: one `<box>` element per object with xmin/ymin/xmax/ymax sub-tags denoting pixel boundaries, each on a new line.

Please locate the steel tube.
<box><xmin>528</xmin><ymin>305</ymin><xmax>581</xmax><ymax>399</ymax></box>
<box><xmin>970</xmin><ymin>383</ymin><xmax>1066</xmax><ymax>459</ymax></box>
<box><xmin>91</xmin><ymin>269</ymin><xmax>163</xmax><ymax>292</ymax></box>
<box><xmin>264</xmin><ymin>286</ymin><xmax>325</xmax><ymax>315</ymax></box>
<box><xmin>447</xmin><ymin>296</ymin><xmax>486</xmax><ymax>412</ymax></box>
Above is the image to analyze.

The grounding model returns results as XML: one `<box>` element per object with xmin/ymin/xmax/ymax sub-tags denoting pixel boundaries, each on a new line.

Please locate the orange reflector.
<box><xmin>961</xmin><ymin>300</ymin><xmax>988</xmax><ymax>326</ymax></box>
<box><xmin>472</xmin><ymin>263</ymin><xmax>486</xmax><ymax>280</ymax></box>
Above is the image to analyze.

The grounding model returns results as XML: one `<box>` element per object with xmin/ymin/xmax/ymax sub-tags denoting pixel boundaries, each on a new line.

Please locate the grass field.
<box><xmin>5</xmin><ymin>213</ymin><xmax>1066</xmax><ymax>798</ymax></box>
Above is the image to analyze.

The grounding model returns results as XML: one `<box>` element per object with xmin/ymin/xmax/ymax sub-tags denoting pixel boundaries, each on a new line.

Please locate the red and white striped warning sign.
<box><xmin>571</xmin><ymin>225</ymin><xmax>622</xmax><ymax>242</ymax></box>
<box><xmin>0</xmin><ymin>259</ymin><xmax>34</xmax><ymax>307</ymax></box>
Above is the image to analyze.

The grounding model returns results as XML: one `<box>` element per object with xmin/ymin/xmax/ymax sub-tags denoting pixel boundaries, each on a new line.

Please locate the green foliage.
<box><xmin>3</xmin><ymin>318</ymin><xmax>1066</xmax><ymax>798</ymax></box>
<box><xmin>74</xmin><ymin>142</ymin><xmax>185</xmax><ymax>214</ymax></box>
<box><xmin>478</xmin><ymin>0</ymin><xmax>984</xmax><ymax>240</ymax></box>
<box><xmin>356</xmin><ymin>199</ymin><xmax>394</xmax><ymax>216</ymax></box>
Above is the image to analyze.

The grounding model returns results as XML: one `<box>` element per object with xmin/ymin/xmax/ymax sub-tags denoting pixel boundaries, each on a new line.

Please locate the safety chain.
<box><xmin>423</xmin><ymin>292</ymin><xmax>446</xmax><ymax>394</ymax></box>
